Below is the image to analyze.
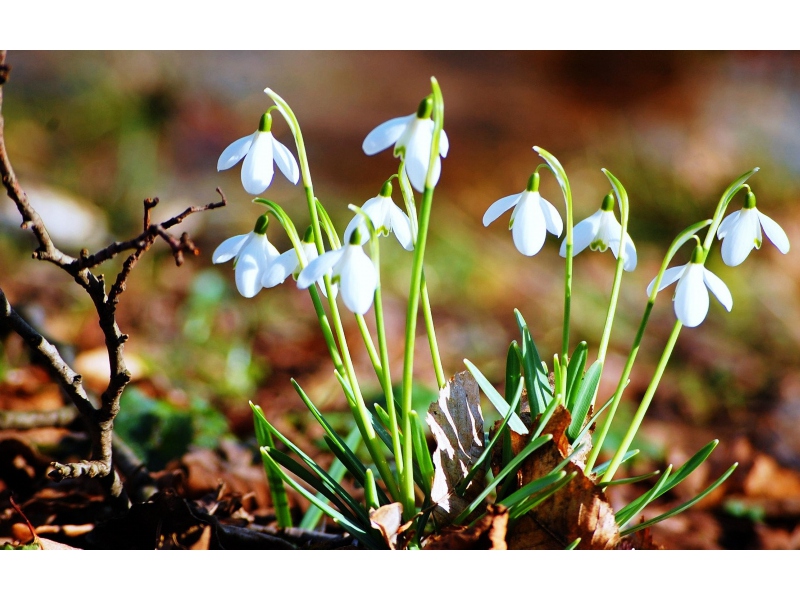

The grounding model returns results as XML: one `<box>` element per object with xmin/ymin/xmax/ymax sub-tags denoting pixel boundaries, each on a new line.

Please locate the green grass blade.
<box><xmin>515</xmin><ymin>309</ymin><xmax>552</xmax><ymax>415</ymax></box>
<box><xmin>364</xmin><ymin>468</ymin><xmax>380</xmax><ymax>511</ymax></box>
<box><xmin>505</xmin><ymin>341</ymin><xmax>522</xmax><ymax>410</ymax></box>
<box><xmin>591</xmin><ymin>450</ymin><xmax>639</xmax><ymax>476</ymax></box>
<box><xmin>508</xmin><ymin>471</ymin><xmax>578</xmax><ymax>521</ymax></box>
<box><xmin>453</xmin><ymin>433</ymin><xmax>553</xmax><ymax>525</ymax></box>
<box><xmin>602</xmin><ymin>470</ymin><xmax>661</xmax><ymax>486</ymax></box>
<box><xmin>463</xmin><ymin>358</ymin><xmax>528</xmax><ymax>435</ymax></box>
<box><xmin>300</xmin><ymin>426</ymin><xmax>362</xmax><ymax>530</ymax></box>
<box><xmin>250</xmin><ymin>402</ymin><xmax>292</xmax><ymax>528</ymax></box>
<box><xmin>498</xmin><ymin>470</ymin><xmax>567</xmax><ymax>508</ymax></box>
<box><xmin>565</xmin><ymin>538</ymin><xmax>581</xmax><ymax>550</ymax></box>
<box><xmin>566</xmin><ymin>361</ymin><xmax>602</xmax><ymax>441</ymax></box>
<box><xmin>565</xmin><ymin>341</ymin><xmax>588</xmax><ymax>413</ymax></box>
<box><xmin>260</xmin><ymin>448</ymin><xmax>380</xmax><ymax>548</ymax></box>
<box><xmin>620</xmin><ymin>463</ymin><xmax>738</xmax><ymax>537</ymax></box>
<box><xmin>410</xmin><ymin>410</ymin><xmax>434</xmax><ymax>496</ymax></box>
<box><xmin>615</xmin><ymin>465</ymin><xmax>673</xmax><ymax>527</ymax></box>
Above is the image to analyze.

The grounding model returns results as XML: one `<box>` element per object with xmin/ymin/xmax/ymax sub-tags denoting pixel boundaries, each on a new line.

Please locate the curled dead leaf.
<box><xmin>426</xmin><ymin>371</ymin><xmax>485</xmax><ymax>525</ymax></box>
<box><xmin>423</xmin><ymin>505</ymin><xmax>508</xmax><ymax>550</ymax></box>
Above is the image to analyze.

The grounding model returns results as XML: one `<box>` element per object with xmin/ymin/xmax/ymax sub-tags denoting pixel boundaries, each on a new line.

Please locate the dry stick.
<box><xmin>0</xmin><ymin>52</ymin><xmax>225</xmax><ymax>499</ymax></box>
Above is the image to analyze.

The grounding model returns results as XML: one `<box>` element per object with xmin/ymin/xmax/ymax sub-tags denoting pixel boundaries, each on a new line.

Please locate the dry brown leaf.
<box><xmin>744</xmin><ymin>454</ymin><xmax>800</xmax><ymax>500</ymax></box>
<box><xmin>504</xmin><ymin>405</ymin><xmax>620</xmax><ymax>550</ymax></box>
<box><xmin>369</xmin><ymin>502</ymin><xmax>403</xmax><ymax>550</ymax></box>
<box><xmin>426</xmin><ymin>371</ymin><xmax>485</xmax><ymax>525</ymax></box>
<box><xmin>189</xmin><ymin>525</ymin><xmax>212</xmax><ymax>550</ymax></box>
<box><xmin>423</xmin><ymin>505</ymin><xmax>508</xmax><ymax>550</ymax></box>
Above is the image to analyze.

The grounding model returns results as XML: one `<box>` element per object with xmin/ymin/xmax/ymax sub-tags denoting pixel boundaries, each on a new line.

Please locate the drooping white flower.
<box><xmin>483</xmin><ymin>174</ymin><xmax>563</xmax><ymax>257</ymax></box>
<box><xmin>362</xmin><ymin>96</ymin><xmax>449</xmax><ymax>193</ymax></box>
<box><xmin>297</xmin><ymin>232</ymin><xmax>378</xmax><ymax>315</ymax></box>
<box><xmin>560</xmin><ymin>193</ymin><xmax>637</xmax><ymax>271</ymax></box>
<box><xmin>212</xmin><ymin>215</ymin><xmax>280</xmax><ymax>298</ymax></box>
<box><xmin>217</xmin><ymin>112</ymin><xmax>299</xmax><ymax>195</ymax></box>
<box><xmin>646</xmin><ymin>246</ymin><xmax>733</xmax><ymax>328</ymax></box>
<box><xmin>343</xmin><ymin>181</ymin><xmax>414</xmax><ymax>251</ymax></box>
<box><xmin>717</xmin><ymin>191</ymin><xmax>790</xmax><ymax>267</ymax></box>
<box><xmin>261</xmin><ymin>229</ymin><xmax>337</xmax><ymax>298</ymax></box>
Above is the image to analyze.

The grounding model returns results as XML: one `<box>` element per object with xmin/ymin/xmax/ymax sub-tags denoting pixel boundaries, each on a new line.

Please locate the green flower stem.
<box><xmin>267</xmin><ymin>89</ymin><xmax>399</xmax><ymax>499</ymax></box>
<box><xmin>600</xmin><ymin>320</ymin><xmax>682</xmax><ymax>483</ymax></box>
<box><xmin>354</xmin><ymin>314</ymin><xmax>384</xmax><ymax>383</ymax></box>
<box><xmin>421</xmin><ymin>273</ymin><xmax>445</xmax><ymax>389</ymax></box>
<box><xmin>371</xmin><ymin>236</ymin><xmax>404</xmax><ymax>471</ymax></box>
<box><xmin>533</xmin><ymin>151</ymin><xmax>573</xmax><ymax>402</ymax></box>
<box><xmin>397</xmin><ymin>162</ymin><xmax>445</xmax><ymax>390</ymax></box>
<box><xmin>585</xmin><ymin>218</ymin><xmax>714</xmax><ymax>474</ymax></box>
<box><xmin>400</xmin><ymin>78</ymin><xmax>444</xmax><ymax>519</ymax></box>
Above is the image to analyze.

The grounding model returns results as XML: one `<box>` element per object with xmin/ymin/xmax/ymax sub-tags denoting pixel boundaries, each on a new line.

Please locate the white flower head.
<box><xmin>717</xmin><ymin>190</ymin><xmax>790</xmax><ymax>267</ymax></box>
<box><xmin>646</xmin><ymin>246</ymin><xmax>733</xmax><ymax>328</ymax></box>
<box><xmin>483</xmin><ymin>173</ymin><xmax>563</xmax><ymax>257</ymax></box>
<box><xmin>261</xmin><ymin>228</ymin><xmax>337</xmax><ymax>298</ymax></box>
<box><xmin>297</xmin><ymin>230</ymin><xmax>378</xmax><ymax>315</ymax></box>
<box><xmin>362</xmin><ymin>96</ymin><xmax>449</xmax><ymax>193</ymax></box>
<box><xmin>343</xmin><ymin>181</ymin><xmax>414</xmax><ymax>251</ymax></box>
<box><xmin>212</xmin><ymin>214</ymin><xmax>280</xmax><ymax>298</ymax></box>
<box><xmin>560</xmin><ymin>193</ymin><xmax>637</xmax><ymax>271</ymax></box>
<box><xmin>217</xmin><ymin>111</ymin><xmax>300</xmax><ymax>196</ymax></box>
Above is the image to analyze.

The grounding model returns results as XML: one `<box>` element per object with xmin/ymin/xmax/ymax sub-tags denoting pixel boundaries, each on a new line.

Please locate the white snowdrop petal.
<box><xmin>757</xmin><ymin>210</ymin><xmax>791</xmax><ymax>254</ymax></box>
<box><xmin>703</xmin><ymin>268</ymin><xmax>733</xmax><ymax>312</ymax></box>
<box><xmin>674</xmin><ymin>264</ymin><xmax>709</xmax><ymax>327</ymax></box>
<box><xmin>564</xmin><ymin>211</ymin><xmax>601</xmax><ymax>257</ymax></box>
<box><xmin>234</xmin><ymin>241</ymin><xmax>264</xmax><ymax>298</ymax></box>
<box><xmin>622</xmin><ymin>231</ymin><xmax>638</xmax><ymax>272</ymax></box>
<box><xmin>212</xmin><ymin>234</ymin><xmax>249</xmax><ymax>264</ymax></box>
<box><xmin>262</xmin><ymin>249</ymin><xmax>298</xmax><ymax>288</ymax></box>
<box><xmin>388</xmin><ymin>204</ymin><xmax>414</xmax><ymax>250</ymax></box>
<box><xmin>721</xmin><ymin>209</ymin><xmax>758</xmax><ymax>267</ymax></box>
<box><xmin>512</xmin><ymin>196</ymin><xmax>547</xmax><ymax>257</ymax></box>
<box><xmin>297</xmin><ymin>248</ymin><xmax>343</xmax><ymax>289</ymax></box>
<box><xmin>647</xmin><ymin>265</ymin><xmax>686</xmax><ymax>297</ymax></box>
<box><xmin>540</xmin><ymin>196</ymin><xmax>564</xmax><ymax>237</ymax></box>
<box><xmin>362</xmin><ymin>115</ymin><xmax>413</xmax><ymax>155</ymax></box>
<box><xmin>439</xmin><ymin>129</ymin><xmax>450</xmax><ymax>157</ymax></box>
<box><xmin>339</xmin><ymin>247</ymin><xmax>378</xmax><ymax>314</ymax></box>
<box><xmin>404</xmin><ymin>127</ymin><xmax>435</xmax><ymax>192</ymax></box>
<box><xmin>241</xmin><ymin>132</ymin><xmax>275</xmax><ymax>195</ymax></box>
<box><xmin>343</xmin><ymin>215</ymin><xmax>368</xmax><ymax>246</ymax></box>
<box><xmin>217</xmin><ymin>134</ymin><xmax>254</xmax><ymax>171</ymax></box>
<box><xmin>483</xmin><ymin>193</ymin><xmax>521</xmax><ymax>227</ymax></box>
<box><xmin>271</xmin><ymin>137</ymin><xmax>300</xmax><ymax>184</ymax></box>
<box><xmin>717</xmin><ymin>211</ymin><xmax>740</xmax><ymax>240</ymax></box>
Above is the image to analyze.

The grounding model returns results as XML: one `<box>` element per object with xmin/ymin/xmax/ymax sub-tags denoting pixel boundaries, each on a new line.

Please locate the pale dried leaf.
<box><xmin>426</xmin><ymin>371</ymin><xmax>485</xmax><ymax>524</ymax></box>
<box><xmin>369</xmin><ymin>502</ymin><xmax>404</xmax><ymax>549</ymax></box>
<box><xmin>423</xmin><ymin>505</ymin><xmax>508</xmax><ymax>550</ymax></box>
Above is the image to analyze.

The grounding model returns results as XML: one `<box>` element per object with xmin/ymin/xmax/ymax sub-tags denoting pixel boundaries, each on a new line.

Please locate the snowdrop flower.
<box><xmin>560</xmin><ymin>193</ymin><xmax>637</xmax><ymax>271</ymax></box>
<box><xmin>343</xmin><ymin>181</ymin><xmax>414</xmax><ymax>251</ymax></box>
<box><xmin>483</xmin><ymin>173</ymin><xmax>563</xmax><ymax>256</ymax></box>
<box><xmin>362</xmin><ymin>96</ymin><xmax>449</xmax><ymax>193</ymax></box>
<box><xmin>297</xmin><ymin>229</ymin><xmax>378</xmax><ymax>315</ymax></box>
<box><xmin>217</xmin><ymin>112</ymin><xmax>300</xmax><ymax>195</ymax></box>
<box><xmin>212</xmin><ymin>214</ymin><xmax>280</xmax><ymax>298</ymax></box>
<box><xmin>261</xmin><ymin>228</ymin><xmax>337</xmax><ymax>298</ymax></box>
<box><xmin>717</xmin><ymin>190</ymin><xmax>790</xmax><ymax>267</ymax></box>
<box><xmin>646</xmin><ymin>246</ymin><xmax>733</xmax><ymax>328</ymax></box>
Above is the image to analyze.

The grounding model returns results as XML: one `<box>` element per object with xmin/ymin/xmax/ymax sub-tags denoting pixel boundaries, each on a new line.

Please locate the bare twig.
<box><xmin>0</xmin><ymin>405</ymin><xmax>79</xmax><ymax>429</ymax></box>
<box><xmin>0</xmin><ymin>51</ymin><xmax>226</xmax><ymax>500</ymax></box>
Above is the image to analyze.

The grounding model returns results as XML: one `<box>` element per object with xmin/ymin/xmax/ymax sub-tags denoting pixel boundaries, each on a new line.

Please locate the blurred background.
<box><xmin>2</xmin><ymin>51</ymin><xmax>799</xmax><ymax>548</ymax></box>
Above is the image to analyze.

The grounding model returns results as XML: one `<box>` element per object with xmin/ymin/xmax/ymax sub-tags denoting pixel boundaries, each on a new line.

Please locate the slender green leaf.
<box><xmin>250</xmin><ymin>403</ymin><xmax>292</xmax><ymax>527</ymax></box>
<box><xmin>565</xmin><ymin>538</ymin><xmax>581</xmax><ymax>550</ymax></box>
<box><xmin>602</xmin><ymin>470</ymin><xmax>661</xmax><ymax>486</ymax></box>
<box><xmin>410</xmin><ymin>410</ymin><xmax>434</xmax><ymax>496</ymax></box>
<box><xmin>621</xmin><ymin>463</ymin><xmax>738</xmax><ymax>537</ymax></box>
<box><xmin>453</xmin><ymin>434</ymin><xmax>553</xmax><ymax>524</ymax></box>
<box><xmin>565</xmin><ymin>341</ymin><xmax>588</xmax><ymax>413</ymax></box>
<box><xmin>364</xmin><ymin>469</ymin><xmax>380</xmax><ymax>511</ymax></box>
<box><xmin>300</xmin><ymin>426</ymin><xmax>362</xmax><ymax>530</ymax></box>
<box><xmin>514</xmin><ymin>309</ymin><xmax>552</xmax><ymax>415</ymax></box>
<box><xmin>464</xmin><ymin>359</ymin><xmax>528</xmax><ymax>435</ymax></box>
<box><xmin>260</xmin><ymin>448</ymin><xmax>380</xmax><ymax>549</ymax></box>
<box><xmin>615</xmin><ymin>466</ymin><xmax>673</xmax><ymax>527</ymax></box>
<box><xmin>566</xmin><ymin>361</ymin><xmax>602</xmax><ymax>441</ymax></box>
<box><xmin>591</xmin><ymin>450</ymin><xmax>639</xmax><ymax>476</ymax></box>
<box><xmin>505</xmin><ymin>341</ymin><xmax>522</xmax><ymax>411</ymax></box>
<box><xmin>498</xmin><ymin>470</ymin><xmax>567</xmax><ymax>508</ymax></box>
<box><xmin>315</xmin><ymin>198</ymin><xmax>341</xmax><ymax>249</ymax></box>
